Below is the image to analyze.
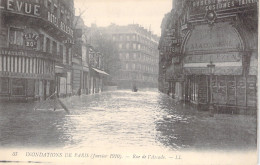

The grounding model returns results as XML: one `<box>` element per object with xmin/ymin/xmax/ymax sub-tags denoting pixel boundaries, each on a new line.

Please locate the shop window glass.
<box><xmin>0</xmin><ymin>78</ymin><xmax>9</xmax><ymax>94</ymax></box>
<box><xmin>247</xmin><ymin>76</ymin><xmax>257</xmax><ymax>107</ymax></box>
<box><xmin>12</xmin><ymin>78</ymin><xmax>26</xmax><ymax>96</ymax></box>
<box><xmin>27</xmin><ymin>79</ymin><xmax>35</xmax><ymax>96</ymax></box>
<box><xmin>59</xmin><ymin>44</ymin><xmax>63</xmax><ymax>57</ymax></box>
<box><xmin>53</xmin><ymin>41</ymin><xmax>57</xmax><ymax>55</ymax></box>
<box><xmin>236</xmin><ymin>77</ymin><xmax>246</xmax><ymax>106</ymax></box>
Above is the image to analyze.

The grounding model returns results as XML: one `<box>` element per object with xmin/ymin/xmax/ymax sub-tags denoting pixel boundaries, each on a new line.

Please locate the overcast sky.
<box><xmin>74</xmin><ymin>0</ymin><xmax>172</xmax><ymax>36</ymax></box>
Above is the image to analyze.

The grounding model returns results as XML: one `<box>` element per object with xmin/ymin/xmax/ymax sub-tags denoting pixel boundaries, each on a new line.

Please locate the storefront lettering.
<box><xmin>0</xmin><ymin>71</ymin><xmax>54</xmax><ymax>79</ymax></box>
<box><xmin>0</xmin><ymin>0</ymin><xmax>40</xmax><ymax>16</ymax></box>
<box><xmin>48</xmin><ymin>12</ymin><xmax>73</xmax><ymax>37</ymax></box>
<box><xmin>0</xmin><ymin>0</ymin><xmax>73</xmax><ymax>37</ymax></box>
<box><xmin>191</xmin><ymin>0</ymin><xmax>257</xmax><ymax>14</ymax></box>
<box><xmin>185</xmin><ymin>53</ymin><xmax>241</xmax><ymax>63</ymax></box>
<box><xmin>0</xmin><ymin>48</ymin><xmax>61</xmax><ymax>61</ymax></box>
<box><xmin>188</xmin><ymin>40</ymin><xmax>234</xmax><ymax>51</ymax></box>
<box><xmin>24</xmin><ymin>33</ymin><xmax>39</xmax><ymax>48</ymax></box>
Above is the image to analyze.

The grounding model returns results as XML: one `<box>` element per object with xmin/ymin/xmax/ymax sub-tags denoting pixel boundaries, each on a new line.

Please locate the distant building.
<box><xmin>73</xmin><ymin>19</ymin><xmax>108</xmax><ymax>95</ymax></box>
<box><xmin>0</xmin><ymin>0</ymin><xmax>75</xmax><ymax>101</ymax></box>
<box><xmin>105</xmin><ymin>24</ymin><xmax>159</xmax><ymax>89</ymax></box>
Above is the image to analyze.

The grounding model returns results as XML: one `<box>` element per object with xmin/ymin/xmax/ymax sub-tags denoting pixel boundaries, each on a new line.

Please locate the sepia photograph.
<box><xmin>0</xmin><ymin>0</ymin><xmax>258</xmax><ymax>164</ymax></box>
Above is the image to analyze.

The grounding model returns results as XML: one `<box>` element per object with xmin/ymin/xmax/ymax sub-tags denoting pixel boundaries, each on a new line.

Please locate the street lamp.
<box><xmin>207</xmin><ymin>61</ymin><xmax>215</xmax><ymax>116</ymax></box>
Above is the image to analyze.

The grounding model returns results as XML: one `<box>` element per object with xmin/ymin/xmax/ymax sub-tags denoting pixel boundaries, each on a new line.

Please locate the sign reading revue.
<box><xmin>0</xmin><ymin>0</ymin><xmax>74</xmax><ymax>37</ymax></box>
<box><xmin>191</xmin><ymin>0</ymin><xmax>257</xmax><ymax>15</ymax></box>
<box><xmin>0</xmin><ymin>0</ymin><xmax>40</xmax><ymax>16</ymax></box>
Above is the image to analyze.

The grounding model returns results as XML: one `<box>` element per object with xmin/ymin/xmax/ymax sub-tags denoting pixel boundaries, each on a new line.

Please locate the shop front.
<box><xmin>0</xmin><ymin>48</ymin><xmax>55</xmax><ymax>101</ymax></box>
<box><xmin>165</xmin><ymin>63</ymin><xmax>184</xmax><ymax>100</ymax></box>
<box><xmin>0</xmin><ymin>74</ymin><xmax>54</xmax><ymax>102</ymax></box>
<box><xmin>182</xmin><ymin>22</ymin><xmax>256</xmax><ymax>113</ymax></box>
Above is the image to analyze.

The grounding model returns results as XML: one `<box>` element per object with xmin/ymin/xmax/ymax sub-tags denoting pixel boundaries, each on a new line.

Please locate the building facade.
<box><xmin>106</xmin><ymin>24</ymin><xmax>159</xmax><ymax>89</ymax></box>
<box><xmin>159</xmin><ymin>0</ymin><xmax>258</xmax><ymax>113</ymax></box>
<box><xmin>0</xmin><ymin>0</ymin><xmax>75</xmax><ymax>101</ymax></box>
<box><xmin>72</xmin><ymin>21</ymin><xmax>108</xmax><ymax>95</ymax></box>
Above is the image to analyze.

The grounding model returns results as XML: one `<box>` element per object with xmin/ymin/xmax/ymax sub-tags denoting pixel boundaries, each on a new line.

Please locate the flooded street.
<box><xmin>0</xmin><ymin>89</ymin><xmax>256</xmax><ymax>152</ymax></box>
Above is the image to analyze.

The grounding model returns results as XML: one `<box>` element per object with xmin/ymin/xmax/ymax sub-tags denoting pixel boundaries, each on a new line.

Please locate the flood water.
<box><xmin>0</xmin><ymin>89</ymin><xmax>257</xmax><ymax>152</ymax></box>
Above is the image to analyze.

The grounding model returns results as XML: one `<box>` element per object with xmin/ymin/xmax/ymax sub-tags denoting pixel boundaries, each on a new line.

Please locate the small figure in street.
<box><xmin>132</xmin><ymin>84</ymin><xmax>138</xmax><ymax>92</ymax></box>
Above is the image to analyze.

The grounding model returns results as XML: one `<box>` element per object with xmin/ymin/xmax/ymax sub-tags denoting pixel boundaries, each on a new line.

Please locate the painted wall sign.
<box><xmin>190</xmin><ymin>0</ymin><xmax>258</xmax><ymax>15</ymax></box>
<box><xmin>184</xmin><ymin>53</ymin><xmax>241</xmax><ymax>63</ymax></box>
<box><xmin>0</xmin><ymin>48</ymin><xmax>62</xmax><ymax>62</ymax></box>
<box><xmin>0</xmin><ymin>0</ymin><xmax>40</xmax><ymax>16</ymax></box>
<box><xmin>0</xmin><ymin>71</ymin><xmax>54</xmax><ymax>80</ymax></box>
<box><xmin>47</xmin><ymin>12</ymin><xmax>74</xmax><ymax>37</ymax></box>
<box><xmin>184</xmin><ymin>22</ymin><xmax>243</xmax><ymax>52</ymax></box>
<box><xmin>184</xmin><ymin>66</ymin><xmax>243</xmax><ymax>75</ymax></box>
<box><xmin>0</xmin><ymin>0</ymin><xmax>74</xmax><ymax>38</ymax></box>
<box><xmin>24</xmin><ymin>33</ymin><xmax>39</xmax><ymax>48</ymax></box>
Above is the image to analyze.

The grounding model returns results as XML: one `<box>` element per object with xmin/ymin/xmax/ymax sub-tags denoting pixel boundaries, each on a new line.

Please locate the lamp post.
<box><xmin>207</xmin><ymin>61</ymin><xmax>215</xmax><ymax>116</ymax></box>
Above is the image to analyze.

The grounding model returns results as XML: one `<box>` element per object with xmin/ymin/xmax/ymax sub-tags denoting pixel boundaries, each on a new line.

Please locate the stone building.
<box><xmin>72</xmin><ymin>21</ymin><xmax>108</xmax><ymax>95</ymax></box>
<box><xmin>0</xmin><ymin>0</ymin><xmax>75</xmax><ymax>101</ymax></box>
<box><xmin>105</xmin><ymin>24</ymin><xmax>159</xmax><ymax>89</ymax></box>
<box><xmin>159</xmin><ymin>0</ymin><xmax>258</xmax><ymax>113</ymax></box>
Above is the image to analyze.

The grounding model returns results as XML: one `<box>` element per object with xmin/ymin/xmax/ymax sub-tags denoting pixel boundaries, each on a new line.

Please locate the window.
<box><xmin>54</xmin><ymin>5</ymin><xmax>58</xmax><ymax>16</ymax></box>
<box><xmin>132</xmin><ymin>63</ymin><xmax>135</xmax><ymax>70</ymax></box>
<box><xmin>9</xmin><ymin>28</ymin><xmax>24</xmax><ymax>46</ymax></box>
<box><xmin>133</xmin><ymin>43</ymin><xmax>136</xmax><ymax>49</ymax></box>
<box><xmin>46</xmin><ymin>37</ymin><xmax>50</xmax><ymax>53</ymax></box>
<box><xmin>126</xmin><ymin>53</ymin><xmax>129</xmax><ymax>59</ymax></box>
<box><xmin>0</xmin><ymin>78</ymin><xmax>9</xmax><ymax>94</ymax></box>
<box><xmin>60</xmin><ymin>6</ymin><xmax>64</xmax><ymax>21</ymax></box>
<box><xmin>59</xmin><ymin>44</ymin><xmax>63</xmax><ymax>56</ymax></box>
<box><xmin>12</xmin><ymin>78</ymin><xmax>26</xmax><ymax>96</ymax></box>
<box><xmin>133</xmin><ymin>53</ymin><xmax>136</xmax><ymax>59</ymax></box>
<box><xmin>47</xmin><ymin>0</ymin><xmax>52</xmax><ymax>9</ymax></box>
<box><xmin>119</xmin><ymin>43</ymin><xmax>122</xmax><ymax>49</ymax></box>
<box><xmin>132</xmin><ymin>34</ymin><xmax>136</xmax><ymax>40</ymax></box>
<box><xmin>53</xmin><ymin>41</ymin><xmax>57</xmax><ymax>55</ymax></box>
<box><xmin>126</xmin><ymin>43</ymin><xmax>129</xmax><ymax>49</ymax></box>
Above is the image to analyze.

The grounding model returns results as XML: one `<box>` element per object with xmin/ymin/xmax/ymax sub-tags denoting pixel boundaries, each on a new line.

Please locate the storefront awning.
<box><xmin>92</xmin><ymin>68</ymin><xmax>109</xmax><ymax>76</ymax></box>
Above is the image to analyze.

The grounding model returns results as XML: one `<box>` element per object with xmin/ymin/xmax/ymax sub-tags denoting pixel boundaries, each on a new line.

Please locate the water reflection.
<box><xmin>0</xmin><ymin>89</ymin><xmax>256</xmax><ymax>151</ymax></box>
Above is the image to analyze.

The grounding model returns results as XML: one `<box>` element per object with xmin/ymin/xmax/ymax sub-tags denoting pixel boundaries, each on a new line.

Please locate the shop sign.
<box><xmin>162</xmin><ymin>46</ymin><xmax>175</xmax><ymax>53</ymax></box>
<box><xmin>0</xmin><ymin>48</ymin><xmax>61</xmax><ymax>62</ymax></box>
<box><xmin>184</xmin><ymin>53</ymin><xmax>241</xmax><ymax>63</ymax></box>
<box><xmin>185</xmin><ymin>22</ymin><xmax>242</xmax><ymax>52</ymax></box>
<box><xmin>24</xmin><ymin>33</ymin><xmax>39</xmax><ymax>49</ymax></box>
<box><xmin>0</xmin><ymin>0</ymin><xmax>73</xmax><ymax>38</ymax></box>
<box><xmin>0</xmin><ymin>71</ymin><xmax>54</xmax><ymax>80</ymax></box>
<box><xmin>0</xmin><ymin>0</ymin><xmax>40</xmax><ymax>16</ymax></box>
<box><xmin>47</xmin><ymin>12</ymin><xmax>74</xmax><ymax>37</ymax></box>
<box><xmin>190</xmin><ymin>0</ymin><xmax>258</xmax><ymax>15</ymax></box>
<box><xmin>184</xmin><ymin>66</ymin><xmax>243</xmax><ymax>75</ymax></box>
